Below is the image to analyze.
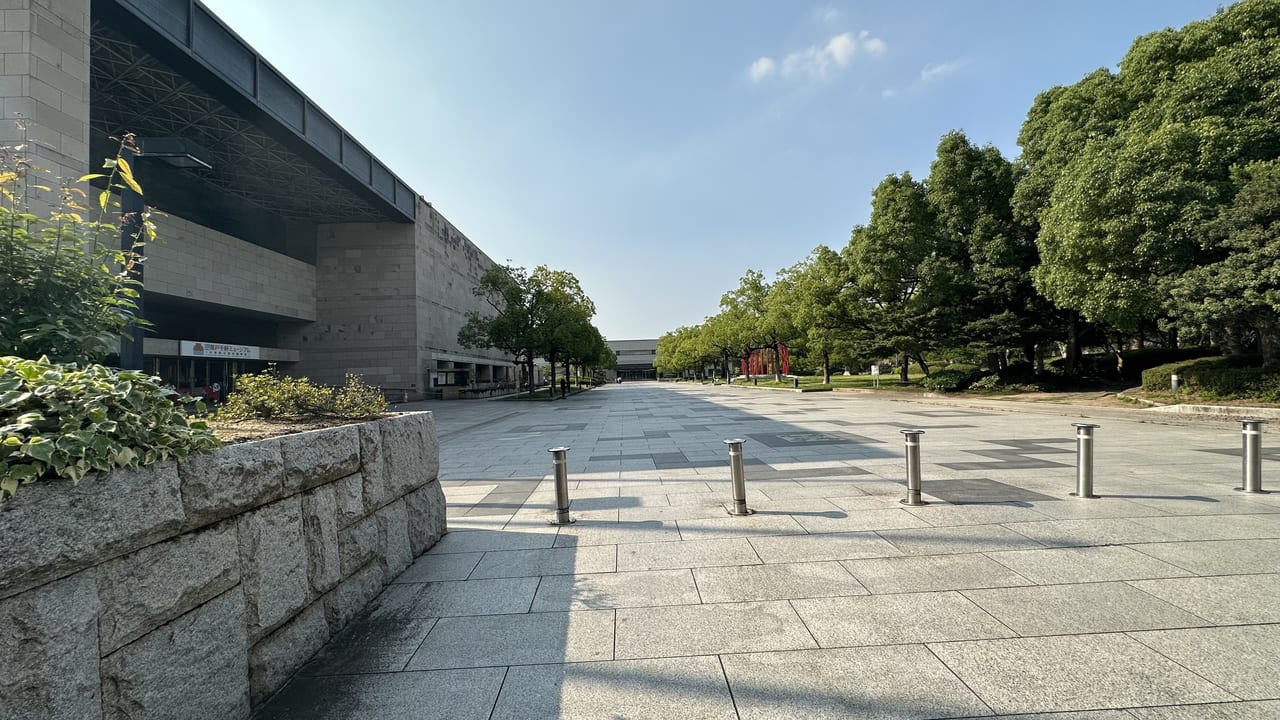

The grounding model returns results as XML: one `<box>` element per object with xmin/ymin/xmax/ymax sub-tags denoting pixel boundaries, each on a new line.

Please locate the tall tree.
<box><xmin>843</xmin><ymin>172</ymin><xmax>958</xmax><ymax>381</ymax></box>
<box><xmin>458</xmin><ymin>263</ymin><xmax>543</xmax><ymax>395</ymax></box>
<box><xmin>768</xmin><ymin>246</ymin><xmax>850</xmax><ymax>383</ymax></box>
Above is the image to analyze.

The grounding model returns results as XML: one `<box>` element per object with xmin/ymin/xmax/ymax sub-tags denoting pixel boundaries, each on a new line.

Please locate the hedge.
<box><xmin>1141</xmin><ymin>355</ymin><xmax>1280</xmax><ymax>400</ymax></box>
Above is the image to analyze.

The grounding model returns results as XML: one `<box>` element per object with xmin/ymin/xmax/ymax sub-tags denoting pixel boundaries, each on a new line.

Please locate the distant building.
<box><xmin>608</xmin><ymin>339</ymin><xmax>657</xmax><ymax>381</ymax></box>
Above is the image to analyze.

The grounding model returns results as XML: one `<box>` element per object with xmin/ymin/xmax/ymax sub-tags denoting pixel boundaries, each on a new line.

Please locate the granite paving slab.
<box><xmin>616</xmin><ymin>537</ymin><xmax>762</xmax><ymax>571</ymax></box>
<box><xmin>840</xmin><ymin>553</ymin><xmax>1035</xmax><ymax>594</ymax></box>
<box><xmin>1129</xmin><ymin>538</ymin><xmax>1280</xmax><ymax>575</ymax></box>
<box><xmin>791</xmin><ymin>591</ymin><xmax>1016</xmax><ymax>647</ymax></box>
<box><xmin>370</xmin><ymin>577</ymin><xmax>539</xmax><ymax>618</ymax></box>
<box><xmin>406</xmin><ymin>610</ymin><xmax>615</xmax><ymax>670</ymax></box>
<box><xmin>929</xmin><ymin>633</ymin><xmax>1236</xmax><ymax>715</ymax></box>
<box><xmin>877</xmin><ymin>524</ymin><xmax>1047</xmax><ymax>555</ymax></box>
<box><xmin>720</xmin><ymin>645</ymin><xmax>991</xmax><ymax>720</ymax></box>
<box><xmin>1129</xmin><ymin>624</ymin><xmax>1280</xmax><ymax>700</ymax></box>
<box><xmin>1127</xmin><ymin>574</ymin><xmax>1280</xmax><ymax>625</ymax></box>
<box><xmin>693</xmin><ymin>561</ymin><xmax>868</xmax><ymax>603</ymax></box>
<box><xmin>614</xmin><ymin>600</ymin><xmax>816</xmax><ymax>659</ymax></box>
<box><xmin>393</xmin><ymin>552</ymin><xmax>483</xmax><ymax>583</ymax></box>
<box><xmin>252</xmin><ymin>668</ymin><xmax>506</xmax><ymax>720</ymax></box>
<box><xmin>490</xmin><ymin>656</ymin><xmax>738</xmax><ymax>720</ymax></box>
<box><xmin>468</xmin><ymin>545</ymin><xmax>617</xmax><ymax>579</ymax></box>
<box><xmin>530</xmin><ymin>568</ymin><xmax>700</xmax><ymax>611</ymax></box>
<box><xmin>748</xmin><ymin>530</ymin><xmax>902</xmax><ymax>564</ymax></box>
<box><xmin>961</xmin><ymin>581</ymin><xmax>1209</xmax><ymax>636</ymax></box>
<box><xmin>1000</xmin><ymin>517</ymin><xmax>1182</xmax><ymax>547</ymax></box>
<box><xmin>985</xmin><ymin>545</ymin><xmax>1193</xmax><ymax>584</ymax></box>
<box><xmin>1127</xmin><ymin>700</ymin><xmax>1280</xmax><ymax>719</ymax></box>
<box><xmin>298</xmin><ymin>616</ymin><xmax>437</xmax><ymax>675</ymax></box>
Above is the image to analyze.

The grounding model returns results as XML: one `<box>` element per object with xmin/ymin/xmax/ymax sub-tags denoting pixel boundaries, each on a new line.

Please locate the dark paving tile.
<box><xmin>298</xmin><ymin>616</ymin><xmax>437</xmax><ymax>675</ymax></box>
<box><xmin>749</xmin><ymin>431</ymin><xmax>884</xmax><ymax>449</ymax></box>
<box><xmin>941</xmin><ymin>439</ymin><xmax>1074</xmax><ymax>471</ymax></box>
<box><xmin>254</xmin><ymin>667</ymin><xmax>505</xmax><ymax>720</ymax></box>
<box><xmin>926</xmin><ymin>478</ymin><xmax>1059</xmax><ymax>504</ymax></box>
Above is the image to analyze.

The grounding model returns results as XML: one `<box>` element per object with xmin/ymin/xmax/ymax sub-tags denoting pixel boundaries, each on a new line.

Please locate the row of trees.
<box><xmin>659</xmin><ymin>0</ymin><xmax>1280</xmax><ymax>381</ymax></box>
<box><xmin>458</xmin><ymin>263</ymin><xmax>615</xmax><ymax>394</ymax></box>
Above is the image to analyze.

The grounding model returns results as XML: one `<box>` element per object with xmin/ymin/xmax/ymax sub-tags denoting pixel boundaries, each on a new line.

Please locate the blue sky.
<box><xmin>203</xmin><ymin>0</ymin><xmax>1228</xmax><ymax>340</ymax></box>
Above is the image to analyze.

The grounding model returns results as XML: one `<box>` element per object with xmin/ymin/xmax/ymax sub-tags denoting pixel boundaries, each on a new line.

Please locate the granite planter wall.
<box><xmin>0</xmin><ymin>412</ymin><xmax>446</xmax><ymax>720</ymax></box>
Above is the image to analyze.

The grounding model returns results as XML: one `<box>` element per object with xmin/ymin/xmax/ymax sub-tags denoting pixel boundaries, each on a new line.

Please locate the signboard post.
<box><xmin>870</xmin><ymin>364</ymin><xmax>880</xmax><ymax>388</ymax></box>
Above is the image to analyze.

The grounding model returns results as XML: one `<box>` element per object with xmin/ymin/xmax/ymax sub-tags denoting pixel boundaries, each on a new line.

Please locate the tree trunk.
<box><xmin>526</xmin><ymin>359</ymin><xmax>536</xmax><ymax>396</ymax></box>
<box><xmin>899</xmin><ymin>353</ymin><xmax>909</xmax><ymax>383</ymax></box>
<box><xmin>548</xmin><ymin>353</ymin><xmax>558</xmax><ymax>399</ymax></box>
<box><xmin>1260</xmin><ymin>321</ymin><xmax>1279</xmax><ymax>366</ymax></box>
<box><xmin>1066</xmin><ymin>312</ymin><xmax>1081</xmax><ymax>375</ymax></box>
<box><xmin>822</xmin><ymin>350</ymin><xmax>831</xmax><ymax>385</ymax></box>
<box><xmin>773</xmin><ymin>345</ymin><xmax>782</xmax><ymax>383</ymax></box>
<box><xmin>1022</xmin><ymin>342</ymin><xmax>1037</xmax><ymax>368</ymax></box>
<box><xmin>914</xmin><ymin>353</ymin><xmax>931</xmax><ymax>377</ymax></box>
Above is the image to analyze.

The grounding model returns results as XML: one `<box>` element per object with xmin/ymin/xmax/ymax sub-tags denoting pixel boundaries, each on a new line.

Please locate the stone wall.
<box><xmin>0</xmin><ymin>412</ymin><xmax>446</xmax><ymax>720</ymax></box>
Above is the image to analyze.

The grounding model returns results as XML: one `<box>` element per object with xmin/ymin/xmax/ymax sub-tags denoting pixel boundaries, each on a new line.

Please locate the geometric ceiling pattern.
<box><xmin>90</xmin><ymin>22</ymin><xmax>391</xmax><ymax>224</ymax></box>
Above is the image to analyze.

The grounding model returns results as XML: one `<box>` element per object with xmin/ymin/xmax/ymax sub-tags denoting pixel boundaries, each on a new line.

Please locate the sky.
<box><xmin>201</xmin><ymin>0</ymin><xmax>1229</xmax><ymax>341</ymax></box>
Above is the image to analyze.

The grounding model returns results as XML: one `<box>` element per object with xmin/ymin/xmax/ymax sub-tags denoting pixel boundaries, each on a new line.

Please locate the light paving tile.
<box><xmin>827</xmin><ymin>495</ymin><xmax>916</xmax><ymax>512</ymax></box>
<box><xmin>1128</xmin><ymin>700</ymin><xmax>1280</xmax><ymax>719</ymax></box>
<box><xmin>618</xmin><ymin>503</ymin><xmax>729</xmax><ymax>522</ymax></box>
<box><xmin>842</xmin><ymin>553</ymin><xmax>1035</xmax><ymax>594</ymax></box>
<box><xmin>676</xmin><ymin>514</ymin><xmax>809</xmax><ymax>542</ymax></box>
<box><xmin>877</xmin><ymin>524</ymin><xmax>1047</xmax><ymax>556</ymax></box>
<box><xmin>615</xmin><ymin>600</ymin><xmax>816</xmax><ymax>659</ymax></box>
<box><xmin>962</xmin><ymin>582</ymin><xmax>1208</xmax><ymax>636</ymax></box>
<box><xmin>721</xmin><ymin>645</ymin><xmax>990</xmax><ymax>720</ymax></box>
<box><xmin>792</xmin><ymin>507</ymin><xmax>933</xmax><ymax>534</ymax></box>
<box><xmin>369</xmin><ymin>577</ymin><xmax>539</xmax><ymax>618</ymax></box>
<box><xmin>253</xmin><ymin>667</ymin><xmax>506</xmax><ymax>720</ymax></box>
<box><xmin>986</xmin><ymin>712</ymin><xmax>1134</xmax><ymax>720</ymax></box>
<box><xmin>1128</xmin><ymin>574</ymin><xmax>1280</xmax><ymax>624</ymax></box>
<box><xmin>617</xmin><ymin>537</ymin><xmax>762</xmax><ymax>571</ymax></box>
<box><xmin>929</xmin><ymin>633</ymin><xmax>1235</xmax><ymax>715</ymax></box>
<box><xmin>986</xmin><ymin>545</ymin><xmax>1193</xmax><ymax>584</ymax></box>
<box><xmin>407</xmin><ymin>609</ymin><xmax>615</xmax><ymax>670</ymax></box>
<box><xmin>693</xmin><ymin>561</ymin><xmax>867</xmax><ymax>603</ymax></box>
<box><xmin>1130</xmin><ymin>539</ymin><xmax>1280</xmax><ymax>575</ymax></box>
<box><xmin>298</xmin><ymin>616</ymin><xmax>437</xmax><ymax>675</ymax></box>
<box><xmin>427</xmin><ymin>528</ymin><xmax>557</xmax><ymax>554</ymax></box>
<box><xmin>491</xmin><ymin>656</ymin><xmax>738</xmax><ymax>720</ymax></box>
<box><xmin>905</xmin><ymin>504</ymin><xmax>1056</xmax><ymax>527</ymax></box>
<box><xmin>791</xmin><ymin>591</ymin><xmax>1015</xmax><ymax>647</ymax></box>
<box><xmin>394</xmin><ymin>552</ymin><xmax>483</xmax><ymax>583</ymax></box>
<box><xmin>554</xmin><ymin>520</ymin><xmax>683</xmax><ymax>547</ymax></box>
<box><xmin>1127</xmin><ymin>513</ymin><xmax>1280</xmax><ymax>540</ymax></box>
<box><xmin>1121</xmin><ymin>495</ymin><xmax>1277</xmax><ymax>516</ymax></box>
<box><xmin>531</xmin><ymin>568</ymin><xmax>700</xmax><ymax>611</ymax></box>
<box><xmin>1129</xmin><ymin>624</ymin><xmax>1280</xmax><ymax>700</ymax></box>
<box><xmin>1001</xmin><ymin>517</ymin><xmax>1182</xmax><ymax>548</ymax></box>
<box><xmin>748</xmin><ymin>530</ymin><xmax>902</xmax><ymax>564</ymax></box>
<box><xmin>1017</xmin><ymin>499</ymin><xmax>1173</xmax><ymax>521</ymax></box>
<box><xmin>468</xmin><ymin>545</ymin><xmax>617</xmax><ymax>579</ymax></box>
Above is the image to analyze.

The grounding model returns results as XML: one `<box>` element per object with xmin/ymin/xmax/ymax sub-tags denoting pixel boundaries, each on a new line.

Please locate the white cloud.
<box><xmin>813</xmin><ymin>5</ymin><xmax>840</xmax><ymax>25</ymax></box>
<box><xmin>748</xmin><ymin>57</ymin><xmax>776</xmax><ymax>82</ymax></box>
<box><xmin>881</xmin><ymin>88</ymin><xmax>898</xmax><ymax>98</ymax></box>
<box><xmin>920</xmin><ymin>59</ymin><xmax>965</xmax><ymax>82</ymax></box>
<box><xmin>750</xmin><ymin>30</ymin><xmax>886</xmax><ymax>84</ymax></box>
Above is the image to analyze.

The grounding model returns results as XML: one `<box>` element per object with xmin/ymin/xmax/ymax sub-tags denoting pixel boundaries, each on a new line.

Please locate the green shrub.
<box><xmin>921</xmin><ymin>364</ymin><xmax>985</xmax><ymax>392</ymax></box>
<box><xmin>1141</xmin><ymin>355</ymin><xmax>1279</xmax><ymax>399</ymax></box>
<box><xmin>1</xmin><ymin>356</ymin><xmax>220</xmax><ymax>500</ymax></box>
<box><xmin>218</xmin><ymin>368</ymin><xmax>387</xmax><ymax>421</ymax></box>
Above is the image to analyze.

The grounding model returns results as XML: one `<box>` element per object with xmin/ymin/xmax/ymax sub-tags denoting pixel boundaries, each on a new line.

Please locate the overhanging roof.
<box><xmin>91</xmin><ymin>0</ymin><xmax>415</xmax><ymax>224</ymax></box>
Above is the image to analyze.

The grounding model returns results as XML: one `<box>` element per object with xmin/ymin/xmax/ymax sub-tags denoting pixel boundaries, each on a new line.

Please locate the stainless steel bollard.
<box><xmin>792</xmin><ymin>377</ymin><xmax>800</xmax><ymax>388</ymax></box>
<box><xmin>724</xmin><ymin>439</ymin><xmax>754</xmax><ymax>516</ymax></box>
<box><xmin>1235</xmin><ymin>419</ymin><xmax>1270</xmax><ymax>494</ymax></box>
<box><xmin>1069</xmin><ymin>423</ymin><xmax>1100</xmax><ymax>498</ymax></box>
<box><xmin>547</xmin><ymin>446</ymin><xmax>576</xmax><ymax>525</ymax></box>
<box><xmin>1170</xmin><ymin>374</ymin><xmax>1180</xmax><ymax>394</ymax></box>
<box><xmin>899</xmin><ymin>429</ymin><xmax>927</xmax><ymax>507</ymax></box>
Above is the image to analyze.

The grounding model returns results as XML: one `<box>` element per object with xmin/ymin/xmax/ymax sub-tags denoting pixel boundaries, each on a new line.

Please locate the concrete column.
<box><xmin>0</xmin><ymin>0</ymin><xmax>91</xmax><ymax>213</ymax></box>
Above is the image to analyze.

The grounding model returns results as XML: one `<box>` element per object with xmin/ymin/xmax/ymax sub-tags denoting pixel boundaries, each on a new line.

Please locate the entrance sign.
<box><xmin>870</xmin><ymin>365</ymin><xmax>880</xmax><ymax>376</ymax></box>
<box><xmin>180</xmin><ymin>340</ymin><xmax>261</xmax><ymax>360</ymax></box>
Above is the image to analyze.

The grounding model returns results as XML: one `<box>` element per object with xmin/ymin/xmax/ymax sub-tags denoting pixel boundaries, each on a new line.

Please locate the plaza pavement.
<box><xmin>255</xmin><ymin>382</ymin><xmax>1280</xmax><ymax>719</ymax></box>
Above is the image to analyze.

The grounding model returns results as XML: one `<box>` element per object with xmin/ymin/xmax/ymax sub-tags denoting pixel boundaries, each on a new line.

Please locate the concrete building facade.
<box><xmin>609</xmin><ymin>338</ymin><xmax>658</xmax><ymax>381</ymax></box>
<box><xmin>2</xmin><ymin>0</ymin><xmax>514</xmax><ymax>400</ymax></box>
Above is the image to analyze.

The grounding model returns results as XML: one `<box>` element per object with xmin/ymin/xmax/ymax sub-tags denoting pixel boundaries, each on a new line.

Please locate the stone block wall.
<box><xmin>0</xmin><ymin>412</ymin><xmax>446</xmax><ymax>720</ymax></box>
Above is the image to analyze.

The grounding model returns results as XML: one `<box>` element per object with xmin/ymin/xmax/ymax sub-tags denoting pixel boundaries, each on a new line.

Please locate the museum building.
<box><xmin>2</xmin><ymin>0</ymin><xmax>513</xmax><ymax>399</ymax></box>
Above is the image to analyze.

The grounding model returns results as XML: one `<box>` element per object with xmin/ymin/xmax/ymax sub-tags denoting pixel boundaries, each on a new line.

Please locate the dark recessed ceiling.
<box><xmin>90</xmin><ymin>21</ymin><xmax>393</xmax><ymax>224</ymax></box>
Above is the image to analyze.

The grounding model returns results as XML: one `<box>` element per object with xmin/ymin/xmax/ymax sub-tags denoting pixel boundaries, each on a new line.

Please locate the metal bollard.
<box><xmin>1235</xmin><ymin>419</ymin><xmax>1270</xmax><ymax>494</ymax></box>
<box><xmin>1170</xmin><ymin>374</ymin><xmax>1180</xmax><ymax>394</ymax></box>
<box><xmin>1069</xmin><ymin>423</ymin><xmax>1100</xmax><ymax>498</ymax></box>
<box><xmin>753</xmin><ymin>377</ymin><xmax>758</xmax><ymax>386</ymax></box>
<box><xmin>899</xmin><ymin>429</ymin><xmax>927</xmax><ymax>506</ymax></box>
<box><xmin>724</xmin><ymin>439</ymin><xmax>754</xmax><ymax>515</ymax></box>
<box><xmin>792</xmin><ymin>377</ymin><xmax>799</xmax><ymax>388</ymax></box>
<box><xmin>547</xmin><ymin>446</ymin><xmax>576</xmax><ymax>525</ymax></box>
